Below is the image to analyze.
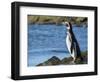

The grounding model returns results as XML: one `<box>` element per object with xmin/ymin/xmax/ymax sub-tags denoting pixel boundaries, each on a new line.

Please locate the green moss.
<box><xmin>75</xmin><ymin>51</ymin><xmax>88</xmax><ymax>64</ymax></box>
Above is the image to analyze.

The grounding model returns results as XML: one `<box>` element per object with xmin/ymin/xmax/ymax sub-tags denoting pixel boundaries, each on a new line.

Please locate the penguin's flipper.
<box><xmin>70</xmin><ymin>42</ymin><xmax>74</xmax><ymax>54</ymax></box>
<box><xmin>74</xmin><ymin>42</ymin><xmax>77</xmax><ymax>56</ymax></box>
<box><xmin>69</xmin><ymin>34</ymin><xmax>73</xmax><ymax>54</ymax></box>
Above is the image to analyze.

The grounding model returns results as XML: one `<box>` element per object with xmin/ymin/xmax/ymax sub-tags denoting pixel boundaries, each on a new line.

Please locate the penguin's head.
<box><xmin>63</xmin><ymin>22</ymin><xmax>72</xmax><ymax>30</ymax></box>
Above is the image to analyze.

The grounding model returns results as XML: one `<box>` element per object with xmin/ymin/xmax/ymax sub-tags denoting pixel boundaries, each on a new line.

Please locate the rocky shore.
<box><xmin>28</xmin><ymin>15</ymin><xmax>87</xmax><ymax>27</ymax></box>
<box><xmin>36</xmin><ymin>51</ymin><xmax>87</xmax><ymax>66</ymax></box>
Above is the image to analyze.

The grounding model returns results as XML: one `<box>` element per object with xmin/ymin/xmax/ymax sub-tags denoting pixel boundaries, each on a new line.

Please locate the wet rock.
<box><xmin>37</xmin><ymin>56</ymin><xmax>61</xmax><ymax>66</ymax></box>
<box><xmin>61</xmin><ymin>57</ymin><xmax>74</xmax><ymax>64</ymax></box>
<box><xmin>37</xmin><ymin>51</ymin><xmax>87</xmax><ymax>66</ymax></box>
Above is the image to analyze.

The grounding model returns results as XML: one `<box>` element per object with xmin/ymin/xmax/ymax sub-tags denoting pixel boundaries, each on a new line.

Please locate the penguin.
<box><xmin>63</xmin><ymin>22</ymin><xmax>83</xmax><ymax>63</ymax></box>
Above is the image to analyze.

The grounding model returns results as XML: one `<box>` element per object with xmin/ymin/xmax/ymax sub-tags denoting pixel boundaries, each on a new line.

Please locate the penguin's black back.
<box><xmin>68</xmin><ymin>23</ymin><xmax>82</xmax><ymax>59</ymax></box>
<box><xmin>71</xmin><ymin>31</ymin><xmax>81</xmax><ymax>58</ymax></box>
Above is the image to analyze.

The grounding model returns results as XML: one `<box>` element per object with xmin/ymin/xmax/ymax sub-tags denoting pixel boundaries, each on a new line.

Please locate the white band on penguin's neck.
<box><xmin>67</xmin><ymin>26</ymin><xmax>70</xmax><ymax>30</ymax></box>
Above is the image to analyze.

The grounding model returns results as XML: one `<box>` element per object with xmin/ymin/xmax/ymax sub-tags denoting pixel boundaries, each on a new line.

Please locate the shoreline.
<box><xmin>36</xmin><ymin>51</ymin><xmax>87</xmax><ymax>66</ymax></box>
<box><xmin>28</xmin><ymin>23</ymin><xmax>87</xmax><ymax>28</ymax></box>
<box><xmin>28</xmin><ymin>16</ymin><xmax>87</xmax><ymax>27</ymax></box>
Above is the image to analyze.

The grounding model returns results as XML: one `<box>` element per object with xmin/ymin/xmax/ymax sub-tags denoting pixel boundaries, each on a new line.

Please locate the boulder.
<box><xmin>36</xmin><ymin>51</ymin><xmax>88</xmax><ymax>66</ymax></box>
<box><xmin>61</xmin><ymin>57</ymin><xmax>73</xmax><ymax>64</ymax></box>
<box><xmin>37</xmin><ymin>56</ymin><xmax>61</xmax><ymax>66</ymax></box>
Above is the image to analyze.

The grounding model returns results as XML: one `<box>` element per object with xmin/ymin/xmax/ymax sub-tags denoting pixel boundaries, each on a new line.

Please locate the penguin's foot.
<box><xmin>70</xmin><ymin>60</ymin><xmax>75</xmax><ymax>64</ymax></box>
<box><xmin>75</xmin><ymin>57</ymin><xmax>84</xmax><ymax>64</ymax></box>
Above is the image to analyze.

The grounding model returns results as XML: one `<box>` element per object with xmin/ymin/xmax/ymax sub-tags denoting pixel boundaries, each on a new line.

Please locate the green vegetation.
<box><xmin>75</xmin><ymin>51</ymin><xmax>88</xmax><ymax>64</ymax></box>
<box><xmin>28</xmin><ymin>15</ymin><xmax>87</xmax><ymax>27</ymax></box>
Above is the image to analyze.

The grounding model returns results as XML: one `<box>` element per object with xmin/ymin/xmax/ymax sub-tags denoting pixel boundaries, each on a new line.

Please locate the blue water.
<box><xmin>28</xmin><ymin>24</ymin><xmax>87</xmax><ymax>66</ymax></box>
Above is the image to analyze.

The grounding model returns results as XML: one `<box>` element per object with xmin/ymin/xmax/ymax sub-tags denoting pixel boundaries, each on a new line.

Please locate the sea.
<box><xmin>28</xmin><ymin>24</ymin><xmax>87</xmax><ymax>66</ymax></box>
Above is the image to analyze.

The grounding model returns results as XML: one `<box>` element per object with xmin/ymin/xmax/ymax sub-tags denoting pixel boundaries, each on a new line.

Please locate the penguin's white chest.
<box><xmin>66</xmin><ymin>34</ymin><xmax>72</xmax><ymax>54</ymax></box>
<box><xmin>66</xmin><ymin>33</ymin><xmax>76</xmax><ymax>60</ymax></box>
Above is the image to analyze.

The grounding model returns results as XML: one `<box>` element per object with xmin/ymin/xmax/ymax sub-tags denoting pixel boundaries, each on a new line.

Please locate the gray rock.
<box><xmin>37</xmin><ymin>56</ymin><xmax>61</xmax><ymax>66</ymax></box>
<box><xmin>61</xmin><ymin>57</ymin><xmax>74</xmax><ymax>64</ymax></box>
<box><xmin>36</xmin><ymin>52</ymin><xmax>87</xmax><ymax>66</ymax></box>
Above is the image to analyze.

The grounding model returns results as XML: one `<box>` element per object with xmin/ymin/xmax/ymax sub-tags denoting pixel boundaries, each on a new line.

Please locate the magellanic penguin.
<box><xmin>64</xmin><ymin>22</ymin><xmax>83</xmax><ymax>63</ymax></box>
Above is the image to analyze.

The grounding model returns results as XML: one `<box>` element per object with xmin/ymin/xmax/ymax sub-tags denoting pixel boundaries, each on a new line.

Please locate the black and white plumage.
<box><xmin>63</xmin><ymin>22</ymin><xmax>83</xmax><ymax>63</ymax></box>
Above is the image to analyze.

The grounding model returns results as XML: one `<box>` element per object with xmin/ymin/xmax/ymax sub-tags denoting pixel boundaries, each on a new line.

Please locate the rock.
<box><xmin>61</xmin><ymin>57</ymin><xmax>73</xmax><ymax>64</ymax></box>
<box><xmin>37</xmin><ymin>56</ymin><xmax>61</xmax><ymax>66</ymax></box>
<box><xmin>37</xmin><ymin>63</ymin><xmax>43</xmax><ymax>66</ymax></box>
<box><xmin>28</xmin><ymin>16</ymin><xmax>87</xmax><ymax>27</ymax></box>
<box><xmin>37</xmin><ymin>56</ymin><xmax>75</xmax><ymax>66</ymax></box>
<box><xmin>37</xmin><ymin>51</ymin><xmax>88</xmax><ymax>66</ymax></box>
<box><xmin>75</xmin><ymin>57</ymin><xmax>83</xmax><ymax>64</ymax></box>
